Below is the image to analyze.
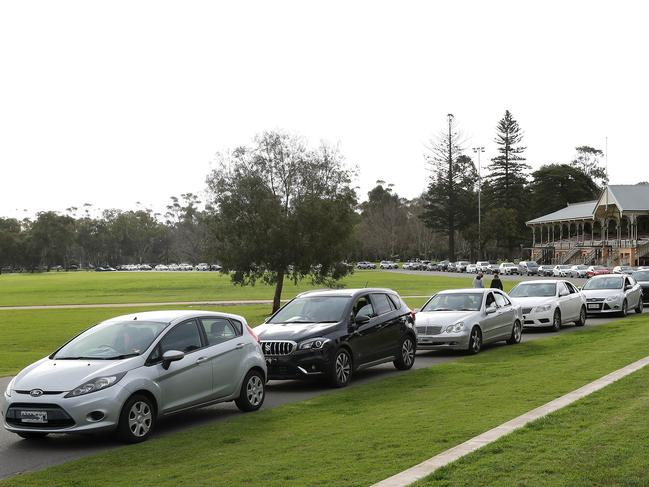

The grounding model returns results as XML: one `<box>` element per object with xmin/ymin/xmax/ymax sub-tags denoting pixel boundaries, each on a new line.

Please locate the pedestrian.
<box><xmin>490</xmin><ymin>271</ymin><xmax>503</xmax><ymax>290</ymax></box>
<box><xmin>472</xmin><ymin>272</ymin><xmax>484</xmax><ymax>288</ymax></box>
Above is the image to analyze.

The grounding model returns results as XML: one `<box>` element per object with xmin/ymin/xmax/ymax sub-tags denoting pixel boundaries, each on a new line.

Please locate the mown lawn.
<box><xmin>417</xmin><ymin>361</ymin><xmax>649</xmax><ymax>486</ymax></box>
<box><xmin>2</xmin><ymin>313</ymin><xmax>649</xmax><ymax>487</ymax></box>
<box><xmin>0</xmin><ymin>271</ymin><xmax>485</xmax><ymax>306</ymax></box>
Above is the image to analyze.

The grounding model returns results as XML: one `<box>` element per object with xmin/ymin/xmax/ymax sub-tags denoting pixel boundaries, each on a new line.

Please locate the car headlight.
<box><xmin>298</xmin><ymin>338</ymin><xmax>330</xmax><ymax>350</ymax></box>
<box><xmin>64</xmin><ymin>372</ymin><xmax>126</xmax><ymax>398</ymax></box>
<box><xmin>533</xmin><ymin>304</ymin><xmax>552</xmax><ymax>313</ymax></box>
<box><xmin>4</xmin><ymin>377</ymin><xmax>16</xmax><ymax>397</ymax></box>
<box><xmin>445</xmin><ymin>321</ymin><xmax>464</xmax><ymax>333</ymax></box>
<box><xmin>606</xmin><ymin>296</ymin><xmax>619</xmax><ymax>302</ymax></box>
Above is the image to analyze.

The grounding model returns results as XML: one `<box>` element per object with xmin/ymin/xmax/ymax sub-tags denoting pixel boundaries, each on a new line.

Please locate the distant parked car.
<box><xmin>613</xmin><ymin>265</ymin><xmax>634</xmax><ymax>275</ymax></box>
<box><xmin>466</xmin><ymin>263</ymin><xmax>478</xmax><ymax>274</ymax></box>
<box><xmin>356</xmin><ymin>261</ymin><xmax>376</xmax><ymax>270</ymax></box>
<box><xmin>196</xmin><ymin>263</ymin><xmax>210</xmax><ymax>271</ymax></box>
<box><xmin>438</xmin><ymin>260</ymin><xmax>450</xmax><ymax>271</ymax></box>
<box><xmin>210</xmin><ymin>264</ymin><xmax>223</xmax><ymax>271</ymax></box>
<box><xmin>379</xmin><ymin>261</ymin><xmax>397</xmax><ymax>269</ymax></box>
<box><xmin>426</xmin><ymin>262</ymin><xmax>440</xmax><ymax>271</ymax></box>
<box><xmin>509</xmin><ymin>280</ymin><xmax>587</xmax><ymax>331</ymax></box>
<box><xmin>2</xmin><ymin>310</ymin><xmax>266</xmax><ymax>443</ymax></box>
<box><xmin>256</xmin><ymin>288</ymin><xmax>416</xmax><ymax>387</ymax></box>
<box><xmin>586</xmin><ymin>266</ymin><xmax>610</xmax><ymax>278</ymax></box>
<box><xmin>518</xmin><ymin>261</ymin><xmax>539</xmax><ymax>276</ymax></box>
<box><xmin>552</xmin><ymin>265</ymin><xmax>572</xmax><ymax>277</ymax></box>
<box><xmin>178</xmin><ymin>263</ymin><xmax>193</xmax><ymax>272</ymax></box>
<box><xmin>402</xmin><ymin>261</ymin><xmax>417</xmax><ymax>270</ymax></box>
<box><xmin>537</xmin><ymin>265</ymin><xmax>554</xmax><ymax>277</ymax></box>
<box><xmin>568</xmin><ymin>265</ymin><xmax>589</xmax><ymax>278</ymax></box>
<box><xmin>455</xmin><ymin>261</ymin><xmax>470</xmax><ymax>273</ymax></box>
<box><xmin>631</xmin><ymin>270</ymin><xmax>649</xmax><ymax>303</ymax></box>
<box><xmin>415</xmin><ymin>289</ymin><xmax>522</xmax><ymax>354</ymax></box>
<box><xmin>499</xmin><ymin>262</ymin><xmax>519</xmax><ymax>275</ymax></box>
<box><xmin>581</xmin><ymin>274</ymin><xmax>643</xmax><ymax>316</ymax></box>
<box><xmin>476</xmin><ymin>261</ymin><xmax>490</xmax><ymax>273</ymax></box>
<box><xmin>485</xmin><ymin>263</ymin><xmax>499</xmax><ymax>274</ymax></box>
<box><xmin>155</xmin><ymin>264</ymin><xmax>169</xmax><ymax>271</ymax></box>
<box><xmin>447</xmin><ymin>262</ymin><xmax>457</xmax><ymax>272</ymax></box>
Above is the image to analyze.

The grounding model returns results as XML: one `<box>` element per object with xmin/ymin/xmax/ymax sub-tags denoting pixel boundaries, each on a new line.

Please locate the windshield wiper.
<box><xmin>432</xmin><ymin>308</ymin><xmax>451</xmax><ymax>311</ymax></box>
<box><xmin>102</xmin><ymin>353</ymin><xmax>140</xmax><ymax>360</ymax></box>
<box><xmin>54</xmin><ymin>356</ymin><xmax>99</xmax><ymax>360</ymax></box>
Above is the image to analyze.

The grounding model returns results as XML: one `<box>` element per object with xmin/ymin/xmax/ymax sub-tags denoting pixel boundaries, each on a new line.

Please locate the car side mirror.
<box><xmin>559</xmin><ymin>291</ymin><xmax>568</xmax><ymax>297</ymax></box>
<box><xmin>485</xmin><ymin>304</ymin><xmax>497</xmax><ymax>314</ymax></box>
<box><xmin>354</xmin><ymin>314</ymin><xmax>371</xmax><ymax>326</ymax></box>
<box><xmin>625</xmin><ymin>285</ymin><xmax>632</xmax><ymax>291</ymax></box>
<box><xmin>161</xmin><ymin>350</ymin><xmax>185</xmax><ymax>370</ymax></box>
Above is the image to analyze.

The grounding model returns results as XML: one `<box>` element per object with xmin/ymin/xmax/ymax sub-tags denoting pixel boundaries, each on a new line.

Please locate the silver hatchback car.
<box><xmin>2</xmin><ymin>310</ymin><xmax>267</xmax><ymax>443</ymax></box>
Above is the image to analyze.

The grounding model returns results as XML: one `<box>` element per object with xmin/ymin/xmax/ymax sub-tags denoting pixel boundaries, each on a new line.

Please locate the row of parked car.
<box><xmin>98</xmin><ymin>263</ymin><xmax>223</xmax><ymax>272</ymax></box>
<box><xmin>5</xmin><ymin>270</ymin><xmax>648</xmax><ymax>444</ymax></box>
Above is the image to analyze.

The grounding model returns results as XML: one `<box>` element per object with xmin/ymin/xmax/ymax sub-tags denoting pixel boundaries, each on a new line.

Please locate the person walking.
<box><xmin>490</xmin><ymin>271</ymin><xmax>503</xmax><ymax>290</ymax></box>
<box><xmin>472</xmin><ymin>272</ymin><xmax>484</xmax><ymax>288</ymax></box>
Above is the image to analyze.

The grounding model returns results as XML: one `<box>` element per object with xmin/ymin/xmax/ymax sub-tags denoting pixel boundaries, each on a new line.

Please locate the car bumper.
<box><xmin>416</xmin><ymin>333</ymin><xmax>470</xmax><ymax>351</ymax></box>
<box><xmin>2</xmin><ymin>383</ymin><xmax>131</xmax><ymax>435</ymax></box>
<box><xmin>264</xmin><ymin>349</ymin><xmax>332</xmax><ymax>380</ymax></box>
<box><xmin>585</xmin><ymin>302</ymin><xmax>623</xmax><ymax>314</ymax></box>
<box><xmin>521</xmin><ymin>310</ymin><xmax>553</xmax><ymax>327</ymax></box>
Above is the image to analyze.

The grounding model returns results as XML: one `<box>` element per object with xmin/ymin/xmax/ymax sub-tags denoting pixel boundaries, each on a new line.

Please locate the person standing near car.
<box><xmin>473</xmin><ymin>272</ymin><xmax>484</xmax><ymax>288</ymax></box>
<box><xmin>490</xmin><ymin>272</ymin><xmax>503</xmax><ymax>290</ymax></box>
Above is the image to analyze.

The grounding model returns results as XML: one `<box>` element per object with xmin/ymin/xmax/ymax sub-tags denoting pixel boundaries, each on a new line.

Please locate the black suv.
<box><xmin>255</xmin><ymin>288</ymin><xmax>417</xmax><ymax>387</ymax></box>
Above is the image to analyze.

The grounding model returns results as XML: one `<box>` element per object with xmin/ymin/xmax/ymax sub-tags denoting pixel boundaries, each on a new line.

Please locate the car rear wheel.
<box><xmin>394</xmin><ymin>335</ymin><xmax>416</xmax><ymax>370</ymax></box>
<box><xmin>16</xmin><ymin>432</ymin><xmax>49</xmax><ymax>440</ymax></box>
<box><xmin>467</xmin><ymin>327</ymin><xmax>482</xmax><ymax>354</ymax></box>
<box><xmin>635</xmin><ymin>298</ymin><xmax>644</xmax><ymax>314</ymax></box>
<box><xmin>507</xmin><ymin>320</ymin><xmax>522</xmax><ymax>344</ymax></box>
<box><xmin>575</xmin><ymin>306</ymin><xmax>587</xmax><ymax>326</ymax></box>
<box><xmin>235</xmin><ymin>369</ymin><xmax>265</xmax><ymax>412</ymax></box>
<box><xmin>329</xmin><ymin>348</ymin><xmax>352</xmax><ymax>387</ymax></box>
<box><xmin>551</xmin><ymin>309</ymin><xmax>561</xmax><ymax>332</ymax></box>
<box><xmin>117</xmin><ymin>394</ymin><xmax>155</xmax><ymax>443</ymax></box>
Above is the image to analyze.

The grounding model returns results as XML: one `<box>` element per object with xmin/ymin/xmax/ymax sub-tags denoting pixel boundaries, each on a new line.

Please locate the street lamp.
<box><xmin>472</xmin><ymin>147</ymin><xmax>485</xmax><ymax>259</ymax></box>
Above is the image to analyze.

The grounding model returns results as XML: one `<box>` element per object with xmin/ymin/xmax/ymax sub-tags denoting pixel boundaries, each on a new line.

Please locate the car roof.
<box><xmin>436</xmin><ymin>288</ymin><xmax>488</xmax><ymax>294</ymax></box>
<box><xmin>516</xmin><ymin>279</ymin><xmax>562</xmax><ymax>284</ymax></box>
<box><xmin>103</xmin><ymin>310</ymin><xmax>247</xmax><ymax>324</ymax></box>
<box><xmin>297</xmin><ymin>288</ymin><xmax>399</xmax><ymax>298</ymax></box>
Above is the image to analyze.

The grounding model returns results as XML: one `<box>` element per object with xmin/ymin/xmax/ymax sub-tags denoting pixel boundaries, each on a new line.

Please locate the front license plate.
<box><xmin>587</xmin><ymin>304</ymin><xmax>600</xmax><ymax>310</ymax></box>
<box><xmin>20</xmin><ymin>410</ymin><xmax>48</xmax><ymax>423</ymax></box>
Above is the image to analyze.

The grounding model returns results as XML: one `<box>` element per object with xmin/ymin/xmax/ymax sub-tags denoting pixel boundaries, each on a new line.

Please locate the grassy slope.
<box><xmin>0</xmin><ymin>271</ymin><xmax>486</xmax><ymax>306</ymax></box>
<box><xmin>3</xmin><ymin>314</ymin><xmax>649</xmax><ymax>487</ymax></box>
<box><xmin>417</xmin><ymin>364</ymin><xmax>649</xmax><ymax>486</ymax></box>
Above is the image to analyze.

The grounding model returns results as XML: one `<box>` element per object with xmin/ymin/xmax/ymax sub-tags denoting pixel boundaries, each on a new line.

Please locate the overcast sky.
<box><xmin>1</xmin><ymin>1</ymin><xmax>647</xmax><ymax>219</ymax></box>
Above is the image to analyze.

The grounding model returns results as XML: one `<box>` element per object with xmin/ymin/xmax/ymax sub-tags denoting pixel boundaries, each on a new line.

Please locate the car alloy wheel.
<box><xmin>552</xmin><ymin>309</ymin><xmax>561</xmax><ymax>332</ymax></box>
<box><xmin>330</xmin><ymin>349</ymin><xmax>352</xmax><ymax>387</ymax></box>
<box><xmin>236</xmin><ymin>369</ymin><xmax>266</xmax><ymax>412</ymax></box>
<box><xmin>507</xmin><ymin>320</ymin><xmax>522</xmax><ymax>344</ymax></box>
<box><xmin>468</xmin><ymin>327</ymin><xmax>482</xmax><ymax>354</ymax></box>
<box><xmin>621</xmin><ymin>300</ymin><xmax>628</xmax><ymax>317</ymax></box>
<box><xmin>128</xmin><ymin>400</ymin><xmax>152</xmax><ymax>438</ymax></box>
<box><xmin>118</xmin><ymin>394</ymin><xmax>155</xmax><ymax>443</ymax></box>
<box><xmin>394</xmin><ymin>336</ymin><xmax>416</xmax><ymax>370</ymax></box>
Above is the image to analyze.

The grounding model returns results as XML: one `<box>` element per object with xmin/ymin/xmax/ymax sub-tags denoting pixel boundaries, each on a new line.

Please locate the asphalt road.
<box><xmin>0</xmin><ymin>310</ymin><xmax>638</xmax><ymax>480</ymax></box>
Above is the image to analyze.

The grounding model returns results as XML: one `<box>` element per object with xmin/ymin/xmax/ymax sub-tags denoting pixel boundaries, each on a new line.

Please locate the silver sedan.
<box><xmin>581</xmin><ymin>274</ymin><xmax>644</xmax><ymax>316</ymax></box>
<box><xmin>415</xmin><ymin>289</ymin><xmax>523</xmax><ymax>354</ymax></box>
<box><xmin>2</xmin><ymin>310</ymin><xmax>267</xmax><ymax>443</ymax></box>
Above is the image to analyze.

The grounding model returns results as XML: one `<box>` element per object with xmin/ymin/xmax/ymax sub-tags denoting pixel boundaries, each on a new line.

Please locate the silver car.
<box><xmin>2</xmin><ymin>310</ymin><xmax>267</xmax><ymax>443</ymax></box>
<box><xmin>509</xmin><ymin>280</ymin><xmax>587</xmax><ymax>331</ymax></box>
<box><xmin>581</xmin><ymin>274</ymin><xmax>644</xmax><ymax>316</ymax></box>
<box><xmin>415</xmin><ymin>289</ymin><xmax>522</xmax><ymax>354</ymax></box>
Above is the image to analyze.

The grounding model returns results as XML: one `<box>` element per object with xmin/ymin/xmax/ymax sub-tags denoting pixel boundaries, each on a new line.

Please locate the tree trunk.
<box><xmin>272</xmin><ymin>269</ymin><xmax>285</xmax><ymax>312</ymax></box>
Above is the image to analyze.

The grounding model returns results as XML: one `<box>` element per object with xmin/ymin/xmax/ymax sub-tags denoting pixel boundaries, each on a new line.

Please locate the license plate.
<box><xmin>587</xmin><ymin>304</ymin><xmax>600</xmax><ymax>310</ymax></box>
<box><xmin>20</xmin><ymin>410</ymin><xmax>48</xmax><ymax>423</ymax></box>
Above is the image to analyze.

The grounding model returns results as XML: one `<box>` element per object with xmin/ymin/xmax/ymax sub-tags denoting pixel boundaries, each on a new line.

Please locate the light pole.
<box><xmin>472</xmin><ymin>147</ymin><xmax>485</xmax><ymax>259</ymax></box>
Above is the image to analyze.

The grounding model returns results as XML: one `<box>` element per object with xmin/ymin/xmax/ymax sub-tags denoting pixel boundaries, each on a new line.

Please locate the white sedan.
<box><xmin>509</xmin><ymin>280</ymin><xmax>587</xmax><ymax>331</ymax></box>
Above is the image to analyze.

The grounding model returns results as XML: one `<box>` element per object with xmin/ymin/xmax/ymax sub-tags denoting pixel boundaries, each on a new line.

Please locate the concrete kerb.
<box><xmin>372</xmin><ymin>354</ymin><xmax>649</xmax><ymax>487</ymax></box>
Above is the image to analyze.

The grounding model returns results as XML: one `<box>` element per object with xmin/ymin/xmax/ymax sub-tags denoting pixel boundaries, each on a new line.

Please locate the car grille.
<box><xmin>260</xmin><ymin>340</ymin><xmax>296</xmax><ymax>356</ymax></box>
<box><xmin>522</xmin><ymin>307</ymin><xmax>533</xmax><ymax>315</ymax></box>
<box><xmin>587</xmin><ymin>298</ymin><xmax>604</xmax><ymax>302</ymax></box>
<box><xmin>416</xmin><ymin>325</ymin><xmax>442</xmax><ymax>336</ymax></box>
<box><xmin>642</xmin><ymin>287</ymin><xmax>649</xmax><ymax>301</ymax></box>
<box><xmin>6</xmin><ymin>403</ymin><xmax>75</xmax><ymax>429</ymax></box>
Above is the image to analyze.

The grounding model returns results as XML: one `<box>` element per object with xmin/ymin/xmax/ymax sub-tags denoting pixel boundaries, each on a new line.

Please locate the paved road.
<box><xmin>0</xmin><ymin>310</ymin><xmax>637</xmax><ymax>480</ymax></box>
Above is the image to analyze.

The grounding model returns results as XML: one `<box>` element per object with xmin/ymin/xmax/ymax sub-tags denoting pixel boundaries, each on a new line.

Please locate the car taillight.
<box><xmin>246</xmin><ymin>324</ymin><xmax>260</xmax><ymax>343</ymax></box>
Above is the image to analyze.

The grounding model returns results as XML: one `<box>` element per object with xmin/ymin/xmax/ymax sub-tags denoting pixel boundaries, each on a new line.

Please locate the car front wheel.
<box><xmin>467</xmin><ymin>327</ymin><xmax>482</xmax><ymax>354</ymax></box>
<box><xmin>329</xmin><ymin>348</ymin><xmax>352</xmax><ymax>388</ymax></box>
<box><xmin>552</xmin><ymin>309</ymin><xmax>561</xmax><ymax>332</ymax></box>
<box><xmin>394</xmin><ymin>335</ymin><xmax>416</xmax><ymax>370</ymax></box>
<box><xmin>620</xmin><ymin>299</ymin><xmax>628</xmax><ymax>317</ymax></box>
<box><xmin>117</xmin><ymin>394</ymin><xmax>155</xmax><ymax>443</ymax></box>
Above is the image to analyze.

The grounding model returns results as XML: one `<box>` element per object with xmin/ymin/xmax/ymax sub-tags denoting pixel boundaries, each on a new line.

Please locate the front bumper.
<box><xmin>2</xmin><ymin>383</ymin><xmax>131</xmax><ymax>435</ymax></box>
<box><xmin>264</xmin><ymin>349</ymin><xmax>333</xmax><ymax>380</ymax></box>
<box><xmin>521</xmin><ymin>309</ymin><xmax>553</xmax><ymax>327</ymax></box>
<box><xmin>417</xmin><ymin>332</ymin><xmax>470</xmax><ymax>351</ymax></box>
<box><xmin>585</xmin><ymin>301</ymin><xmax>623</xmax><ymax>314</ymax></box>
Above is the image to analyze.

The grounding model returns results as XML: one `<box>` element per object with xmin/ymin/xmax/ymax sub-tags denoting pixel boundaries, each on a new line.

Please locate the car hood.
<box><xmin>255</xmin><ymin>322</ymin><xmax>339</xmax><ymax>342</ymax></box>
<box><xmin>509</xmin><ymin>296</ymin><xmax>555</xmax><ymax>307</ymax></box>
<box><xmin>416</xmin><ymin>310</ymin><xmax>479</xmax><ymax>326</ymax></box>
<box><xmin>13</xmin><ymin>356</ymin><xmax>141</xmax><ymax>392</ymax></box>
<box><xmin>581</xmin><ymin>288</ymin><xmax>624</xmax><ymax>298</ymax></box>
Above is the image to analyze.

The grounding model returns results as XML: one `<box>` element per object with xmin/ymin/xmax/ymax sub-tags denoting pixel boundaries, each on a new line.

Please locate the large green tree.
<box><xmin>205</xmin><ymin>131</ymin><xmax>358</xmax><ymax>312</ymax></box>
<box><xmin>571</xmin><ymin>146</ymin><xmax>608</xmax><ymax>188</ymax></box>
<box><xmin>421</xmin><ymin>115</ymin><xmax>478</xmax><ymax>261</ymax></box>
<box><xmin>529</xmin><ymin>164</ymin><xmax>601</xmax><ymax>216</ymax></box>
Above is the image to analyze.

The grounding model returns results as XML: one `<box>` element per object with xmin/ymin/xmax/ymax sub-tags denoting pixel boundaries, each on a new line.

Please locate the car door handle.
<box><xmin>195</xmin><ymin>356</ymin><xmax>208</xmax><ymax>364</ymax></box>
<box><xmin>235</xmin><ymin>343</ymin><xmax>245</xmax><ymax>349</ymax></box>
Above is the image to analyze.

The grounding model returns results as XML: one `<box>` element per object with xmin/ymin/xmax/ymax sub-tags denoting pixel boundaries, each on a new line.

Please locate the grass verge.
<box><xmin>417</xmin><ymin>360</ymin><xmax>649</xmax><ymax>486</ymax></box>
<box><xmin>2</xmin><ymin>313</ymin><xmax>649</xmax><ymax>486</ymax></box>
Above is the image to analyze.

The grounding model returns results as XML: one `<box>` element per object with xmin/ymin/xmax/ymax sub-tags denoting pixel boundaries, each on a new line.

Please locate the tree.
<box><xmin>421</xmin><ymin>115</ymin><xmax>477</xmax><ymax>261</ymax></box>
<box><xmin>358</xmin><ymin>182</ymin><xmax>407</xmax><ymax>259</ymax></box>
<box><xmin>571</xmin><ymin>146</ymin><xmax>608</xmax><ymax>187</ymax></box>
<box><xmin>205</xmin><ymin>131</ymin><xmax>358</xmax><ymax>312</ymax></box>
<box><xmin>529</xmin><ymin>164</ymin><xmax>601</xmax><ymax>216</ymax></box>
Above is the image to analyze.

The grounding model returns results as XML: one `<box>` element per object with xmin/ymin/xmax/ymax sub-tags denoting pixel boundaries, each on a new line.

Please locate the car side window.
<box><xmin>557</xmin><ymin>282</ymin><xmax>568</xmax><ymax>296</ymax></box>
<box><xmin>566</xmin><ymin>282</ymin><xmax>577</xmax><ymax>294</ymax></box>
<box><xmin>387</xmin><ymin>294</ymin><xmax>402</xmax><ymax>310</ymax></box>
<box><xmin>485</xmin><ymin>292</ymin><xmax>496</xmax><ymax>308</ymax></box>
<box><xmin>371</xmin><ymin>293</ymin><xmax>394</xmax><ymax>315</ymax></box>
<box><xmin>353</xmin><ymin>295</ymin><xmax>374</xmax><ymax>318</ymax></box>
<box><xmin>159</xmin><ymin>319</ymin><xmax>203</xmax><ymax>354</ymax></box>
<box><xmin>494</xmin><ymin>293</ymin><xmax>508</xmax><ymax>307</ymax></box>
<box><xmin>201</xmin><ymin>318</ymin><xmax>238</xmax><ymax>346</ymax></box>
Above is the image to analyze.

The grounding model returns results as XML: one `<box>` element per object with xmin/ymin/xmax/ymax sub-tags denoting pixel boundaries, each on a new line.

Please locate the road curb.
<box><xmin>371</xmin><ymin>353</ymin><xmax>649</xmax><ymax>487</ymax></box>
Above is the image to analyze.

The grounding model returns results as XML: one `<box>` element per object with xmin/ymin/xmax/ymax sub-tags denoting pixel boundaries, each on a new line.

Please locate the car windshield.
<box><xmin>583</xmin><ymin>277</ymin><xmax>624</xmax><ymax>290</ymax></box>
<box><xmin>509</xmin><ymin>283</ymin><xmax>557</xmax><ymax>297</ymax></box>
<box><xmin>633</xmin><ymin>271</ymin><xmax>649</xmax><ymax>281</ymax></box>
<box><xmin>53</xmin><ymin>320</ymin><xmax>169</xmax><ymax>360</ymax></box>
<box><xmin>268</xmin><ymin>296</ymin><xmax>350</xmax><ymax>324</ymax></box>
<box><xmin>421</xmin><ymin>292</ymin><xmax>483</xmax><ymax>312</ymax></box>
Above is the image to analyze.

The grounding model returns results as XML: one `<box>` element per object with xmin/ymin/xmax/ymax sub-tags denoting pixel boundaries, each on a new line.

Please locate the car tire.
<box><xmin>117</xmin><ymin>394</ymin><xmax>155</xmax><ymax>444</ymax></box>
<box><xmin>552</xmin><ymin>309</ymin><xmax>561</xmax><ymax>332</ymax></box>
<box><xmin>329</xmin><ymin>348</ymin><xmax>352</xmax><ymax>388</ymax></box>
<box><xmin>507</xmin><ymin>320</ymin><xmax>522</xmax><ymax>345</ymax></box>
<box><xmin>467</xmin><ymin>327</ymin><xmax>482</xmax><ymax>354</ymax></box>
<box><xmin>635</xmin><ymin>298</ymin><xmax>644</xmax><ymax>314</ymax></box>
<box><xmin>575</xmin><ymin>306</ymin><xmax>587</xmax><ymax>327</ymax></box>
<box><xmin>235</xmin><ymin>369</ymin><xmax>266</xmax><ymax>412</ymax></box>
<box><xmin>16</xmin><ymin>432</ymin><xmax>48</xmax><ymax>440</ymax></box>
<box><xmin>620</xmin><ymin>299</ymin><xmax>628</xmax><ymax>317</ymax></box>
<box><xmin>394</xmin><ymin>335</ymin><xmax>416</xmax><ymax>370</ymax></box>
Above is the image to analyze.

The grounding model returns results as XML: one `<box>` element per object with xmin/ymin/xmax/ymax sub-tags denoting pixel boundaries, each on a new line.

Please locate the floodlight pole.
<box><xmin>472</xmin><ymin>147</ymin><xmax>485</xmax><ymax>259</ymax></box>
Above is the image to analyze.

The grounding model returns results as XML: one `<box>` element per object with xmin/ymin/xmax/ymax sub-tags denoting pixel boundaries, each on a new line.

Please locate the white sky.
<box><xmin>1</xmin><ymin>1</ymin><xmax>647</xmax><ymax>219</ymax></box>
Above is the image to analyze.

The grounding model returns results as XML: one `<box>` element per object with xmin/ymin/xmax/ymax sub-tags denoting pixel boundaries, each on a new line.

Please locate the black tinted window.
<box><xmin>372</xmin><ymin>294</ymin><xmax>394</xmax><ymax>315</ymax></box>
<box><xmin>201</xmin><ymin>318</ymin><xmax>238</xmax><ymax>345</ymax></box>
<box><xmin>160</xmin><ymin>320</ymin><xmax>202</xmax><ymax>354</ymax></box>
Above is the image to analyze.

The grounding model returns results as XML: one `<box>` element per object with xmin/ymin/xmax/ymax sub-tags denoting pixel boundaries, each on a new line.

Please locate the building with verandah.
<box><xmin>526</xmin><ymin>185</ymin><xmax>649</xmax><ymax>266</ymax></box>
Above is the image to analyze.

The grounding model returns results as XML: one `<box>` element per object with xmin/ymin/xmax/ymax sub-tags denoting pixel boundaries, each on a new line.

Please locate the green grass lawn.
<box><xmin>3</xmin><ymin>313</ymin><xmax>649</xmax><ymax>487</ymax></box>
<box><xmin>417</xmin><ymin>362</ymin><xmax>649</xmax><ymax>486</ymax></box>
<box><xmin>0</xmin><ymin>271</ymin><xmax>487</xmax><ymax>306</ymax></box>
